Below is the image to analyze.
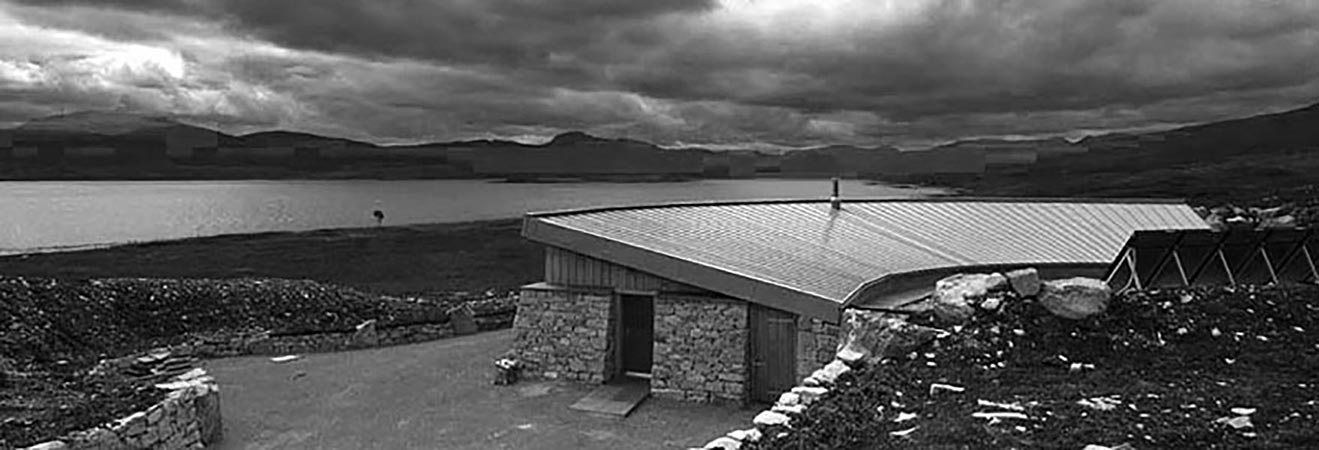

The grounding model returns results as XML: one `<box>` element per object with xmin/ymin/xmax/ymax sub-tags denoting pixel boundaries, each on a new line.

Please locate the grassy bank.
<box><xmin>0</xmin><ymin>219</ymin><xmax>542</xmax><ymax>298</ymax></box>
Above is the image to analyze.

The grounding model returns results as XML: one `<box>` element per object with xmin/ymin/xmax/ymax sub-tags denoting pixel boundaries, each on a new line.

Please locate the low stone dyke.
<box><xmin>19</xmin><ymin>369</ymin><xmax>222</xmax><ymax>450</ymax></box>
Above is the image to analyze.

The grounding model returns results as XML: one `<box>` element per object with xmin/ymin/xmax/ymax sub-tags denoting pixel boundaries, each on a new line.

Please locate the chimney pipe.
<box><xmin>830</xmin><ymin>177</ymin><xmax>841</xmax><ymax>211</ymax></box>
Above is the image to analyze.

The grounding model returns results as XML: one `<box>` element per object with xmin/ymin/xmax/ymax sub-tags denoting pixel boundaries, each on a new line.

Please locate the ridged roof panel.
<box><xmin>526</xmin><ymin>198</ymin><xmax>1210</xmax><ymax>311</ymax></box>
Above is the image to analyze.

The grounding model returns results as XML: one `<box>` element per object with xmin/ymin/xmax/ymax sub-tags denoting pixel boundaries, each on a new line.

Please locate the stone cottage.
<box><xmin>511</xmin><ymin>198</ymin><xmax>1208</xmax><ymax>404</ymax></box>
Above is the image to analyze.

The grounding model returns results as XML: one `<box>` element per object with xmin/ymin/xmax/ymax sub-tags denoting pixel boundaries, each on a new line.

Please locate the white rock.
<box><xmin>1006</xmin><ymin>268</ymin><xmax>1041</xmax><ymax>297</ymax></box>
<box><xmin>929</xmin><ymin>383</ymin><xmax>965</xmax><ymax>395</ymax></box>
<box><xmin>726</xmin><ymin>428</ymin><xmax>762</xmax><ymax>442</ymax></box>
<box><xmin>791</xmin><ymin>386</ymin><xmax>828</xmax><ymax>404</ymax></box>
<box><xmin>1215</xmin><ymin>416</ymin><xmax>1253</xmax><ymax>429</ymax></box>
<box><xmin>753</xmin><ymin>411</ymin><xmax>792</xmax><ymax>427</ymax></box>
<box><xmin>1038</xmin><ymin>277</ymin><xmax>1112</xmax><ymax>320</ymax></box>
<box><xmin>890</xmin><ymin>426</ymin><xmax>919</xmax><ymax>437</ymax></box>
<box><xmin>985</xmin><ymin>273</ymin><xmax>1009</xmax><ymax>291</ymax></box>
<box><xmin>979</xmin><ymin>296</ymin><xmax>1003</xmax><ymax>311</ymax></box>
<box><xmin>776</xmin><ymin>392</ymin><xmax>801</xmax><ymax>407</ymax></box>
<box><xmin>21</xmin><ymin>442</ymin><xmax>69</xmax><ymax>450</ymax></box>
<box><xmin>772</xmin><ymin>404</ymin><xmax>806</xmax><ymax>414</ymax></box>
<box><xmin>932</xmin><ymin>274</ymin><xmax>993</xmax><ymax>323</ymax></box>
<box><xmin>703</xmin><ymin>436</ymin><xmax>742</xmax><ymax>450</ymax></box>
<box><xmin>1231</xmin><ymin>407</ymin><xmax>1257</xmax><ymax>416</ymax></box>
<box><xmin>178</xmin><ymin>367</ymin><xmax>208</xmax><ymax>380</ymax></box>
<box><xmin>971</xmin><ymin>411</ymin><xmax>1029</xmax><ymax>420</ymax></box>
<box><xmin>810</xmin><ymin>360</ymin><xmax>852</xmax><ymax>385</ymax></box>
<box><xmin>270</xmin><ymin>355</ymin><xmax>302</xmax><ymax>363</ymax></box>
<box><xmin>835</xmin><ymin>310</ymin><xmax>943</xmax><ymax>365</ymax></box>
<box><xmin>835</xmin><ymin>347</ymin><xmax>867</xmax><ymax>366</ymax></box>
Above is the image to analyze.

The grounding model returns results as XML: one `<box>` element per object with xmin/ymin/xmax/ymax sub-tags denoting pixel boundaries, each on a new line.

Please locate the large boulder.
<box><xmin>1038</xmin><ymin>277</ymin><xmax>1112</xmax><ymax>320</ymax></box>
<box><xmin>835</xmin><ymin>310</ymin><xmax>944</xmax><ymax>366</ymax></box>
<box><xmin>1006</xmin><ymin>268</ymin><xmax>1041</xmax><ymax>297</ymax></box>
<box><xmin>932</xmin><ymin>274</ymin><xmax>993</xmax><ymax>323</ymax></box>
<box><xmin>1260</xmin><ymin>215</ymin><xmax>1297</xmax><ymax>229</ymax></box>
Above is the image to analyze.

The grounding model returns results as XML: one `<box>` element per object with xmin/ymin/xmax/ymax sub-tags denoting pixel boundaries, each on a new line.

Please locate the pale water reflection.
<box><xmin>0</xmin><ymin>179</ymin><xmax>944</xmax><ymax>254</ymax></box>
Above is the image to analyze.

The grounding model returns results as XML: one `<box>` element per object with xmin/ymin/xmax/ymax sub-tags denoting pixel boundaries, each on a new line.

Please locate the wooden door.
<box><xmin>749</xmin><ymin>304</ymin><xmax>797</xmax><ymax>403</ymax></box>
<box><xmin>620</xmin><ymin>294</ymin><xmax>654</xmax><ymax>377</ymax></box>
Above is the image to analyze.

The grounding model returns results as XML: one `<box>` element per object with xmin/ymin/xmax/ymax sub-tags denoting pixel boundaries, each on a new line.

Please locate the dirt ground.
<box><xmin>206</xmin><ymin>329</ymin><xmax>756</xmax><ymax>450</ymax></box>
<box><xmin>749</xmin><ymin>284</ymin><xmax>1319</xmax><ymax>450</ymax></box>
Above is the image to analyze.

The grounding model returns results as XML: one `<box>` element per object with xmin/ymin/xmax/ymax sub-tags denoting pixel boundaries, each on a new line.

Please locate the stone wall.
<box><xmin>652</xmin><ymin>294</ymin><xmax>748</xmax><ymax>404</ymax></box>
<box><xmin>168</xmin><ymin>321</ymin><xmax>459</xmax><ymax>359</ymax></box>
<box><xmin>20</xmin><ymin>369</ymin><xmax>222</xmax><ymax>450</ymax></box>
<box><xmin>796</xmin><ymin>317</ymin><xmax>842</xmax><ymax>381</ymax></box>
<box><xmin>512</xmin><ymin>285</ymin><xmax>613</xmax><ymax>383</ymax></box>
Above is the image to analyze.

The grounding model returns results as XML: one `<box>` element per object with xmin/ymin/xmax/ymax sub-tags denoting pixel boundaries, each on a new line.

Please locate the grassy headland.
<box><xmin>0</xmin><ymin>219</ymin><xmax>542</xmax><ymax>298</ymax></box>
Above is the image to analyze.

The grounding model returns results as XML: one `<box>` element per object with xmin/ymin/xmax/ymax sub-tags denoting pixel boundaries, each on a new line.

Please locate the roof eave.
<box><xmin>524</xmin><ymin>196</ymin><xmax>1192</xmax><ymax>219</ymax></box>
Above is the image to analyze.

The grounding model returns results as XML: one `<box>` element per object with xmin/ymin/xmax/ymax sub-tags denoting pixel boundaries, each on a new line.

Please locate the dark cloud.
<box><xmin>1</xmin><ymin>0</ymin><xmax>1317</xmax><ymax>147</ymax></box>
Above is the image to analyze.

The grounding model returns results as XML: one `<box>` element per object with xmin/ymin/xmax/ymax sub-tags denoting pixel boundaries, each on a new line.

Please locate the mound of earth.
<box><xmin>0</xmin><ymin>276</ymin><xmax>455</xmax><ymax>366</ymax></box>
<box><xmin>0</xmin><ymin>276</ymin><xmax>466</xmax><ymax>448</ymax></box>
<box><xmin>749</xmin><ymin>284</ymin><xmax>1319</xmax><ymax>449</ymax></box>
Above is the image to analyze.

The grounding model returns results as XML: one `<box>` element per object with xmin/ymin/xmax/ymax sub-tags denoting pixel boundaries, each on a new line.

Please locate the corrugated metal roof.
<box><xmin>522</xmin><ymin>198</ymin><xmax>1210</xmax><ymax>322</ymax></box>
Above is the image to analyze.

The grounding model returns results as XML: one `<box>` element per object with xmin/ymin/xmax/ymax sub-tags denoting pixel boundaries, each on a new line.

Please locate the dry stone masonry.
<box><xmin>653</xmin><ymin>295</ymin><xmax>748</xmax><ymax>403</ymax></box>
<box><xmin>795</xmin><ymin>318</ymin><xmax>840</xmax><ymax>382</ymax></box>
<box><xmin>512</xmin><ymin>286</ymin><xmax>614</xmax><ymax>383</ymax></box>
<box><xmin>19</xmin><ymin>369</ymin><xmax>222</xmax><ymax>450</ymax></box>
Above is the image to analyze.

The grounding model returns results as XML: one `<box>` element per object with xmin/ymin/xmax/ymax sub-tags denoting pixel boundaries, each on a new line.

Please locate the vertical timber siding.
<box><xmin>545</xmin><ymin>247</ymin><xmax>707</xmax><ymax>293</ymax></box>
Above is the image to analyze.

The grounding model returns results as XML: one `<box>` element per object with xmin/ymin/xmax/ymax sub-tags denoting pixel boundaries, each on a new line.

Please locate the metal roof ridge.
<box><xmin>525</xmin><ymin>196</ymin><xmax>1192</xmax><ymax>218</ymax></box>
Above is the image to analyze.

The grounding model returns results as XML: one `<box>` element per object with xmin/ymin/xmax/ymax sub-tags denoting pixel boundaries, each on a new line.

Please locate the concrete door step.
<box><xmin>569</xmin><ymin>378</ymin><xmax>650</xmax><ymax>417</ymax></box>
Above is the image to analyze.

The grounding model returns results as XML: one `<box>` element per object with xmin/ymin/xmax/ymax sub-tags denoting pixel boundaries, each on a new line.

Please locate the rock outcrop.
<box><xmin>1038</xmin><ymin>277</ymin><xmax>1112</xmax><ymax>320</ymax></box>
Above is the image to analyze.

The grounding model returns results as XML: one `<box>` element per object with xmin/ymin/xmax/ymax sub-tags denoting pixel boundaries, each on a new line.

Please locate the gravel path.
<box><xmin>206</xmin><ymin>330</ymin><xmax>756</xmax><ymax>450</ymax></box>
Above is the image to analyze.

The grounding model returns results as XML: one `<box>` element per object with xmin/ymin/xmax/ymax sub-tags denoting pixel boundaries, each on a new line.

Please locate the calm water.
<box><xmin>0</xmin><ymin>179</ymin><xmax>944</xmax><ymax>254</ymax></box>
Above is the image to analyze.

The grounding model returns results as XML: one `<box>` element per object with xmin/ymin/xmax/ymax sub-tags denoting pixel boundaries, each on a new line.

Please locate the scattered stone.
<box><xmin>929</xmin><ymin>383</ymin><xmax>965</xmax><ymax>395</ymax></box>
<box><xmin>979</xmin><ymin>296</ymin><xmax>1004</xmax><ymax>311</ymax></box>
<box><xmin>352</xmin><ymin>319</ymin><xmax>379</xmax><ymax>346</ymax></box>
<box><xmin>1078</xmin><ymin>396</ymin><xmax>1122</xmax><ymax>411</ymax></box>
<box><xmin>727</xmin><ymin>428</ymin><xmax>761</xmax><ymax>442</ymax></box>
<box><xmin>1215</xmin><ymin>415</ymin><xmax>1253</xmax><ymax>429</ymax></box>
<box><xmin>1006</xmin><ymin>268</ymin><xmax>1041</xmax><ymax>297</ymax></box>
<box><xmin>978</xmin><ymin>399</ymin><xmax>1025</xmax><ymax>411</ymax></box>
<box><xmin>1069</xmin><ymin>362</ymin><xmax>1096</xmax><ymax>372</ymax></box>
<box><xmin>1083</xmin><ymin>444</ymin><xmax>1135</xmax><ymax>450</ymax></box>
<box><xmin>1038</xmin><ymin>277</ymin><xmax>1112</xmax><ymax>320</ymax></box>
<box><xmin>894</xmin><ymin>412</ymin><xmax>919</xmax><ymax>423</ymax></box>
<box><xmin>270</xmin><ymin>355</ymin><xmax>302</xmax><ymax>363</ymax></box>
<box><xmin>889</xmin><ymin>426</ymin><xmax>919</xmax><ymax>437</ymax></box>
<box><xmin>834</xmin><ymin>310</ymin><xmax>944</xmax><ymax>366</ymax></box>
<box><xmin>703</xmin><ymin>436</ymin><xmax>742</xmax><ymax>450</ymax></box>
<box><xmin>972</xmin><ymin>411</ymin><xmax>1029</xmax><ymax>420</ymax></box>
<box><xmin>1232</xmin><ymin>407</ymin><xmax>1257</xmax><ymax>416</ymax></box>
<box><xmin>753</xmin><ymin>411</ymin><xmax>791</xmax><ymax>427</ymax></box>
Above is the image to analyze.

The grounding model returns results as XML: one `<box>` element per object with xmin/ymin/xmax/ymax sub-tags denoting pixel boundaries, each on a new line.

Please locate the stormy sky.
<box><xmin>0</xmin><ymin>0</ymin><xmax>1316</xmax><ymax>148</ymax></box>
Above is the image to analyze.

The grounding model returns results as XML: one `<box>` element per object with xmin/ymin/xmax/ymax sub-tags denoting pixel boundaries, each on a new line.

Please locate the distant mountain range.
<box><xmin>2</xmin><ymin>102</ymin><xmax>1317</xmax><ymax>184</ymax></box>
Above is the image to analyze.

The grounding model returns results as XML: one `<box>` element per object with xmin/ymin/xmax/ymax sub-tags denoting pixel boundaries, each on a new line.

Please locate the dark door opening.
<box><xmin>620</xmin><ymin>294</ymin><xmax>654</xmax><ymax>378</ymax></box>
<box><xmin>749</xmin><ymin>304</ymin><xmax>797</xmax><ymax>403</ymax></box>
